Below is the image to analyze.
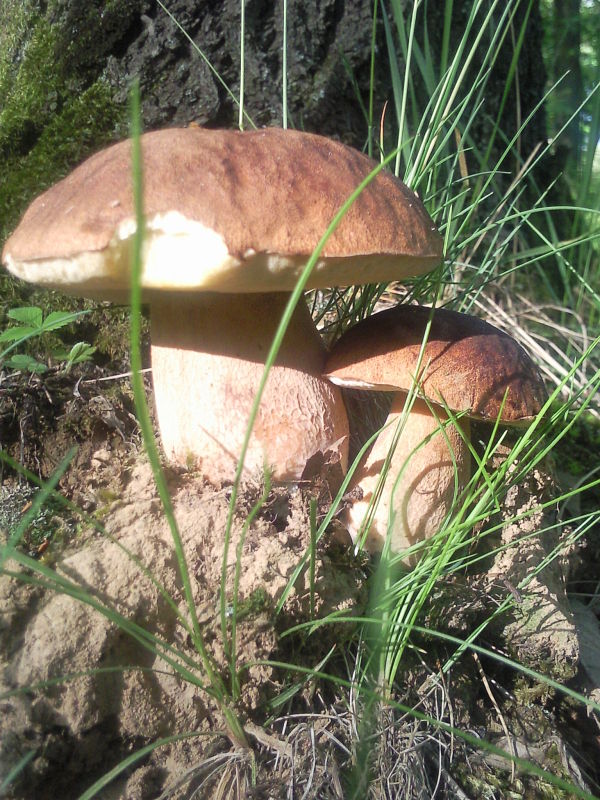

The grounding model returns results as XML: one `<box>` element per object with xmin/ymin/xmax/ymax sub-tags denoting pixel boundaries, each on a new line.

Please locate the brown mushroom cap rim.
<box><xmin>325</xmin><ymin>305</ymin><xmax>548</xmax><ymax>423</ymax></box>
<box><xmin>2</xmin><ymin>127</ymin><xmax>444</xmax><ymax>298</ymax></box>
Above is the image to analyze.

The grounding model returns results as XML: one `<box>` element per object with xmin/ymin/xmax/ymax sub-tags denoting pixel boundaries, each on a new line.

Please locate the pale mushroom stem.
<box><xmin>344</xmin><ymin>394</ymin><xmax>470</xmax><ymax>560</ymax></box>
<box><xmin>150</xmin><ymin>291</ymin><xmax>349</xmax><ymax>483</ymax></box>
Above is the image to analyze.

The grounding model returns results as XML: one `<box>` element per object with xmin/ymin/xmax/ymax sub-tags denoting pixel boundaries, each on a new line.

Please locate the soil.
<box><xmin>1</xmin><ymin>365</ymin><xmax>600</xmax><ymax>799</ymax></box>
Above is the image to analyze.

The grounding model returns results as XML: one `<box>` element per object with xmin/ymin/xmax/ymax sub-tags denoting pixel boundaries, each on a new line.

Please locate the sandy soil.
<box><xmin>1</xmin><ymin>369</ymin><xmax>599</xmax><ymax>798</ymax></box>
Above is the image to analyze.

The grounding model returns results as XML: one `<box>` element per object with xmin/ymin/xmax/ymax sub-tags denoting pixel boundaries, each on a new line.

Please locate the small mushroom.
<box><xmin>325</xmin><ymin>305</ymin><xmax>547</xmax><ymax>557</ymax></box>
<box><xmin>2</xmin><ymin>127</ymin><xmax>443</xmax><ymax>482</ymax></box>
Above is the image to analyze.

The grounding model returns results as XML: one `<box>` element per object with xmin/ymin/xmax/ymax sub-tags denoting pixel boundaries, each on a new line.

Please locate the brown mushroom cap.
<box><xmin>325</xmin><ymin>305</ymin><xmax>547</xmax><ymax>423</ymax></box>
<box><xmin>2</xmin><ymin>127</ymin><xmax>443</xmax><ymax>299</ymax></box>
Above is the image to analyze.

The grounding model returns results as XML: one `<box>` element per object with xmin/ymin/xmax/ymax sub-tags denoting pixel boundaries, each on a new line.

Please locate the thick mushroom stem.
<box><xmin>150</xmin><ymin>291</ymin><xmax>349</xmax><ymax>483</ymax></box>
<box><xmin>344</xmin><ymin>395</ymin><xmax>470</xmax><ymax>559</ymax></box>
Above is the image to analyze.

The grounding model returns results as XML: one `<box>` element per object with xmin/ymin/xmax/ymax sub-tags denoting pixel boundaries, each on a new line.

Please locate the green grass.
<box><xmin>1</xmin><ymin>0</ymin><xmax>600</xmax><ymax>797</ymax></box>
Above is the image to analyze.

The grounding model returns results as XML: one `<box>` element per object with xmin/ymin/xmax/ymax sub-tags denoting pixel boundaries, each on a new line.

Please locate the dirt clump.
<box><xmin>482</xmin><ymin>464</ymin><xmax>579</xmax><ymax>671</ymax></box>
<box><xmin>0</xmin><ymin>458</ymin><xmax>365</xmax><ymax>799</ymax></box>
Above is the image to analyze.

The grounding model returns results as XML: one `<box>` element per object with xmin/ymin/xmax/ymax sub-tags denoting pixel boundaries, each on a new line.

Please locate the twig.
<box><xmin>81</xmin><ymin>368</ymin><xmax>152</xmax><ymax>384</ymax></box>
<box><xmin>473</xmin><ymin>652</ymin><xmax>516</xmax><ymax>783</ymax></box>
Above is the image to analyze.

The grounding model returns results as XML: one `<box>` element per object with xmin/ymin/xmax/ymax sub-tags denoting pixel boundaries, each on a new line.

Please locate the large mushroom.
<box><xmin>2</xmin><ymin>127</ymin><xmax>443</xmax><ymax>483</ymax></box>
<box><xmin>325</xmin><ymin>305</ymin><xmax>547</xmax><ymax>557</ymax></box>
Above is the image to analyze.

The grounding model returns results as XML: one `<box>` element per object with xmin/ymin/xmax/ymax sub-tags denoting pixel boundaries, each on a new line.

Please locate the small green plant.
<box><xmin>0</xmin><ymin>305</ymin><xmax>95</xmax><ymax>373</ymax></box>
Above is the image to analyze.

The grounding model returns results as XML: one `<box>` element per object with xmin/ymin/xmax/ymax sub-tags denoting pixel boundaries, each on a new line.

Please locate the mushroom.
<box><xmin>2</xmin><ymin>127</ymin><xmax>443</xmax><ymax>483</ymax></box>
<box><xmin>325</xmin><ymin>304</ymin><xmax>547</xmax><ymax>557</ymax></box>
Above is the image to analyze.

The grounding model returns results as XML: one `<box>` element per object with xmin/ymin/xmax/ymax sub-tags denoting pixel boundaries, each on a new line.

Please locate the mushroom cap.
<box><xmin>2</xmin><ymin>127</ymin><xmax>443</xmax><ymax>300</ymax></box>
<box><xmin>325</xmin><ymin>305</ymin><xmax>547</xmax><ymax>423</ymax></box>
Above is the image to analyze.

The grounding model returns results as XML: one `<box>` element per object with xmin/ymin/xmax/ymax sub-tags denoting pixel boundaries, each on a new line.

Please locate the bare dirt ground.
<box><xmin>1</xmin><ymin>364</ymin><xmax>600</xmax><ymax>799</ymax></box>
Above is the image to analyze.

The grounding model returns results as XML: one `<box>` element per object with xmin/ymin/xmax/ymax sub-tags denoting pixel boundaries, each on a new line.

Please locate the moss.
<box><xmin>0</xmin><ymin>2</ymin><xmax>41</xmax><ymax>100</ymax></box>
<box><xmin>235</xmin><ymin>587</ymin><xmax>271</xmax><ymax>622</ymax></box>
<box><xmin>0</xmin><ymin>2</ymin><xmax>131</xmax><ymax>249</ymax></box>
<box><xmin>1</xmin><ymin>79</ymin><xmax>126</xmax><ymax>244</ymax></box>
<box><xmin>454</xmin><ymin>753</ymin><xmax>581</xmax><ymax>800</ymax></box>
<box><xmin>0</xmin><ymin>20</ymin><xmax>64</xmax><ymax>160</ymax></box>
<box><xmin>554</xmin><ymin>410</ymin><xmax>600</xmax><ymax>478</ymax></box>
<box><xmin>96</xmin><ymin>488</ymin><xmax>121</xmax><ymax>505</ymax></box>
<box><xmin>550</xmin><ymin>408</ymin><xmax>600</xmax><ymax>526</ymax></box>
<box><xmin>0</xmin><ymin>483</ymin><xmax>77</xmax><ymax>557</ymax></box>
